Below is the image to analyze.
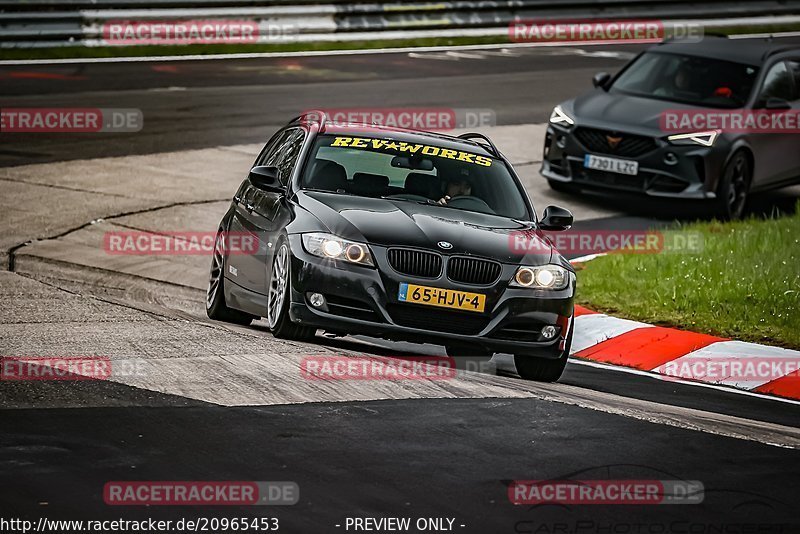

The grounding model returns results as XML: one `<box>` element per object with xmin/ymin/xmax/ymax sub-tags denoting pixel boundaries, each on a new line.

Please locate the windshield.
<box><xmin>300</xmin><ymin>134</ymin><xmax>529</xmax><ymax>219</ymax></box>
<box><xmin>610</xmin><ymin>51</ymin><xmax>759</xmax><ymax>108</ymax></box>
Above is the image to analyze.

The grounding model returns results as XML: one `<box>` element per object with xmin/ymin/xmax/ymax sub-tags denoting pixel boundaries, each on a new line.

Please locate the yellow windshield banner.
<box><xmin>329</xmin><ymin>136</ymin><xmax>493</xmax><ymax>167</ymax></box>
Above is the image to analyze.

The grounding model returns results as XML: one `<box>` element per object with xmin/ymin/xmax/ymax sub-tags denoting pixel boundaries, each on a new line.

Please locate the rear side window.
<box><xmin>259</xmin><ymin>128</ymin><xmax>305</xmax><ymax>186</ymax></box>
<box><xmin>276</xmin><ymin>129</ymin><xmax>305</xmax><ymax>186</ymax></box>
<box><xmin>759</xmin><ymin>61</ymin><xmax>794</xmax><ymax>102</ymax></box>
<box><xmin>787</xmin><ymin>60</ymin><xmax>800</xmax><ymax>101</ymax></box>
<box><xmin>256</xmin><ymin>130</ymin><xmax>287</xmax><ymax>167</ymax></box>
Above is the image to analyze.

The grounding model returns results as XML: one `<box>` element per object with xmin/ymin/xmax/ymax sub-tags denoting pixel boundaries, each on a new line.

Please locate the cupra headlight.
<box><xmin>549</xmin><ymin>105</ymin><xmax>575</xmax><ymax>126</ymax></box>
<box><xmin>667</xmin><ymin>130</ymin><xmax>720</xmax><ymax>147</ymax></box>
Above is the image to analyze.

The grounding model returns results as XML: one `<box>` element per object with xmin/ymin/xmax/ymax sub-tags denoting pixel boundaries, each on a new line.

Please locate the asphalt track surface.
<box><xmin>0</xmin><ymin>46</ymin><xmax>636</xmax><ymax>165</ymax></box>
<box><xmin>1</xmin><ymin>41</ymin><xmax>800</xmax><ymax>532</ymax></box>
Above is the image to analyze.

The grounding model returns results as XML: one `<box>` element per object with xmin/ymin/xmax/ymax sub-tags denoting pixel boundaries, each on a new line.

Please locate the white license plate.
<box><xmin>584</xmin><ymin>154</ymin><xmax>638</xmax><ymax>176</ymax></box>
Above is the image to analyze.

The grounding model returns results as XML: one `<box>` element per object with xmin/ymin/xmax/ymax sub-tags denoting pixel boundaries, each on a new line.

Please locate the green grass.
<box><xmin>576</xmin><ymin>208</ymin><xmax>800</xmax><ymax>349</ymax></box>
<box><xmin>3</xmin><ymin>22</ymin><xmax>799</xmax><ymax>61</ymax></box>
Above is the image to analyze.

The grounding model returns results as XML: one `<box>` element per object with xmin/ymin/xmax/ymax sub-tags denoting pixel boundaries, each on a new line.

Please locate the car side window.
<box><xmin>257</xmin><ymin>129</ymin><xmax>292</xmax><ymax>167</ymax></box>
<box><xmin>261</xmin><ymin>128</ymin><xmax>306</xmax><ymax>187</ymax></box>
<box><xmin>276</xmin><ymin>129</ymin><xmax>306</xmax><ymax>186</ymax></box>
<box><xmin>787</xmin><ymin>60</ymin><xmax>800</xmax><ymax>101</ymax></box>
<box><xmin>759</xmin><ymin>61</ymin><xmax>794</xmax><ymax>102</ymax></box>
<box><xmin>248</xmin><ymin>131</ymin><xmax>305</xmax><ymax>217</ymax></box>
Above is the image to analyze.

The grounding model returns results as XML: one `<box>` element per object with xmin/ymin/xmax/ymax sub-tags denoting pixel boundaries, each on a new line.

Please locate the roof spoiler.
<box><xmin>289</xmin><ymin>110</ymin><xmax>327</xmax><ymax>131</ymax></box>
<box><xmin>457</xmin><ymin>132</ymin><xmax>501</xmax><ymax>158</ymax></box>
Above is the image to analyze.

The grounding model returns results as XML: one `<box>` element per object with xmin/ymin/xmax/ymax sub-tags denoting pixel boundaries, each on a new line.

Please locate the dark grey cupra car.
<box><xmin>542</xmin><ymin>36</ymin><xmax>800</xmax><ymax>218</ymax></box>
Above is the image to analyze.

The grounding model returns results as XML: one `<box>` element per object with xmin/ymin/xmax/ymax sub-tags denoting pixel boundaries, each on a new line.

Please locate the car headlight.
<box><xmin>510</xmin><ymin>265</ymin><xmax>570</xmax><ymax>290</ymax></box>
<box><xmin>301</xmin><ymin>232</ymin><xmax>374</xmax><ymax>267</ymax></box>
<box><xmin>667</xmin><ymin>130</ymin><xmax>720</xmax><ymax>147</ymax></box>
<box><xmin>549</xmin><ymin>105</ymin><xmax>574</xmax><ymax>126</ymax></box>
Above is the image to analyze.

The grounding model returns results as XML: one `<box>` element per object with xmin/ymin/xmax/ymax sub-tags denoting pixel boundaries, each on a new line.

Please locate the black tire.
<box><xmin>547</xmin><ymin>179</ymin><xmax>576</xmax><ymax>194</ymax></box>
<box><xmin>206</xmin><ymin>229</ymin><xmax>257</xmax><ymax>326</ymax></box>
<box><xmin>714</xmin><ymin>151</ymin><xmax>751</xmax><ymax>220</ymax></box>
<box><xmin>266</xmin><ymin>239</ymin><xmax>315</xmax><ymax>341</ymax></box>
<box><xmin>514</xmin><ymin>325</ymin><xmax>573</xmax><ymax>382</ymax></box>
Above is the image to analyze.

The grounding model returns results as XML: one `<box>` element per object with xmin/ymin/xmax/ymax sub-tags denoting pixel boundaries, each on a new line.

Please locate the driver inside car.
<box><xmin>438</xmin><ymin>177</ymin><xmax>473</xmax><ymax>205</ymax></box>
<box><xmin>654</xmin><ymin>62</ymin><xmax>694</xmax><ymax>98</ymax></box>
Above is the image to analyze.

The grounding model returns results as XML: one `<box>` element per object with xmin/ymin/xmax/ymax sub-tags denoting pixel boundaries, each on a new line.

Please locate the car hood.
<box><xmin>569</xmin><ymin>90</ymin><xmax>707</xmax><ymax>136</ymax></box>
<box><xmin>297</xmin><ymin>191</ymin><xmax>554</xmax><ymax>265</ymax></box>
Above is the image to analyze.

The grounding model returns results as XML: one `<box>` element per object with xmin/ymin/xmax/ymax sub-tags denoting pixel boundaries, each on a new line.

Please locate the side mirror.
<box><xmin>248</xmin><ymin>166</ymin><xmax>283</xmax><ymax>193</ymax></box>
<box><xmin>592</xmin><ymin>72</ymin><xmax>611</xmax><ymax>90</ymax></box>
<box><xmin>763</xmin><ymin>96</ymin><xmax>791</xmax><ymax>110</ymax></box>
<box><xmin>539</xmin><ymin>205</ymin><xmax>573</xmax><ymax>231</ymax></box>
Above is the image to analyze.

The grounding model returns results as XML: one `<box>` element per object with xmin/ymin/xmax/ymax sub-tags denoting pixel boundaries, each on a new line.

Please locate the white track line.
<box><xmin>0</xmin><ymin>40</ymin><xmax>620</xmax><ymax>66</ymax></box>
<box><xmin>729</xmin><ymin>30</ymin><xmax>800</xmax><ymax>39</ymax></box>
<box><xmin>351</xmin><ymin>331</ymin><xmax>800</xmax><ymax>406</ymax></box>
<box><xmin>570</xmin><ymin>359</ymin><xmax>800</xmax><ymax>406</ymax></box>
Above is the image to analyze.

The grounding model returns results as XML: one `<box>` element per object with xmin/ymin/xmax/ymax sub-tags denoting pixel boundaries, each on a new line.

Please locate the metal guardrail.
<box><xmin>2</xmin><ymin>0</ymin><xmax>800</xmax><ymax>48</ymax></box>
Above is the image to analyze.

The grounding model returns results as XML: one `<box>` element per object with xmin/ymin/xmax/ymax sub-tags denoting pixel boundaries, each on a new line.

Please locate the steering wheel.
<box><xmin>445</xmin><ymin>195</ymin><xmax>494</xmax><ymax>214</ymax></box>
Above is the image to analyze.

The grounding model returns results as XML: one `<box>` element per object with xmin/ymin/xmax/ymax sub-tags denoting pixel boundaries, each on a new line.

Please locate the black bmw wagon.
<box><xmin>207</xmin><ymin>112</ymin><xmax>576</xmax><ymax>381</ymax></box>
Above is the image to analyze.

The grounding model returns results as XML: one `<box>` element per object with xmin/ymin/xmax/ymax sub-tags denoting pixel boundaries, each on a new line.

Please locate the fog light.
<box><xmin>541</xmin><ymin>325</ymin><xmax>558</xmax><ymax>340</ymax></box>
<box><xmin>664</xmin><ymin>152</ymin><xmax>678</xmax><ymax>165</ymax></box>
<box><xmin>556</xmin><ymin>135</ymin><xmax>567</xmax><ymax>149</ymax></box>
<box><xmin>309</xmin><ymin>293</ymin><xmax>326</xmax><ymax>308</ymax></box>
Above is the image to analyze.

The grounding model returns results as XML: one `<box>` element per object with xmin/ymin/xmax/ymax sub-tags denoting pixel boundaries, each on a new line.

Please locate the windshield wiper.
<box><xmin>305</xmin><ymin>188</ymin><xmax>358</xmax><ymax>196</ymax></box>
<box><xmin>381</xmin><ymin>196</ymin><xmax>440</xmax><ymax>206</ymax></box>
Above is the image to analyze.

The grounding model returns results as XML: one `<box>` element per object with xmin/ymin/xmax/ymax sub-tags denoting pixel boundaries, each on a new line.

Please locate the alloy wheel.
<box><xmin>727</xmin><ymin>154</ymin><xmax>749</xmax><ymax>219</ymax></box>
<box><xmin>206</xmin><ymin>231</ymin><xmax>225</xmax><ymax>310</ymax></box>
<box><xmin>267</xmin><ymin>244</ymin><xmax>289</xmax><ymax>329</ymax></box>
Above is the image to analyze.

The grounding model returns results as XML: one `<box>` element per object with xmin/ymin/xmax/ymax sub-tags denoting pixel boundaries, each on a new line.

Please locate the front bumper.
<box><xmin>542</xmin><ymin>123</ymin><xmax>729</xmax><ymax>199</ymax></box>
<box><xmin>286</xmin><ymin>235</ymin><xmax>574</xmax><ymax>358</ymax></box>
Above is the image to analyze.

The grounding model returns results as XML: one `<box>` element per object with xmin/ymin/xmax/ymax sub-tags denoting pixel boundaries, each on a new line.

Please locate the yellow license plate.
<box><xmin>397</xmin><ymin>283</ymin><xmax>486</xmax><ymax>313</ymax></box>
